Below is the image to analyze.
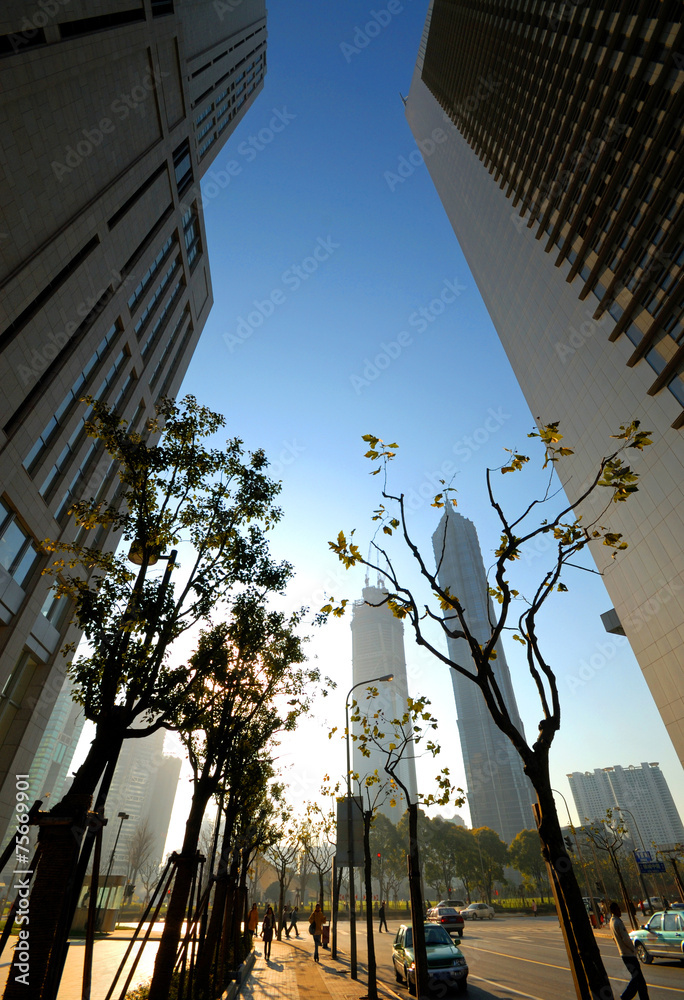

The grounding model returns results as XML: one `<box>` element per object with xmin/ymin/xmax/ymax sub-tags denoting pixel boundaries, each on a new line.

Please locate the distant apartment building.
<box><xmin>568</xmin><ymin>761</ymin><xmax>684</xmax><ymax>848</ymax></box>
<box><xmin>406</xmin><ymin>3</ymin><xmax>684</xmax><ymax>767</ymax></box>
<box><xmin>432</xmin><ymin>510</ymin><xmax>535</xmax><ymax>843</ymax></box>
<box><xmin>0</xmin><ymin>0</ymin><xmax>267</xmax><ymax>841</ymax></box>
<box><xmin>23</xmin><ymin>676</ymin><xmax>85</xmax><ymax>809</ymax></box>
<box><xmin>350</xmin><ymin>581</ymin><xmax>418</xmax><ymax>819</ymax></box>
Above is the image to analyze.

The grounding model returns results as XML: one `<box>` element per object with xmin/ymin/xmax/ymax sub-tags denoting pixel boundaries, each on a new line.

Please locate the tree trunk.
<box><xmin>319</xmin><ymin>871</ymin><xmax>325</xmax><ymax>908</ymax></box>
<box><xmin>529</xmin><ymin>755</ymin><xmax>614</xmax><ymax>1000</ymax></box>
<box><xmin>148</xmin><ymin>779</ymin><xmax>212</xmax><ymax>1000</ymax></box>
<box><xmin>3</xmin><ymin>725</ymin><xmax>122</xmax><ymax>1000</ymax></box>
<box><xmin>277</xmin><ymin>865</ymin><xmax>285</xmax><ymax>941</ymax></box>
<box><xmin>363</xmin><ymin>811</ymin><xmax>378</xmax><ymax>1000</ymax></box>
<box><xmin>407</xmin><ymin>804</ymin><xmax>429</xmax><ymax>1000</ymax></box>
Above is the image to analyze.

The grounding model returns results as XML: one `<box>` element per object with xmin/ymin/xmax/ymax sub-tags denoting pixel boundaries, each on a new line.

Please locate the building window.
<box><xmin>134</xmin><ymin>258</ymin><xmax>180</xmax><ymax>337</ymax></box>
<box><xmin>183</xmin><ymin>205</ymin><xmax>202</xmax><ymax>271</ymax></box>
<box><xmin>41</xmin><ymin>586</ymin><xmax>70</xmax><ymax>630</ymax></box>
<box><xmin>0</xmin><ymin>501</ymin><xmax>40</xmax><ymax>589</ymax></box>
<box><xmin>23</xmin><ymin>323</ymin><xmax>119</xmax><ymax>473</ymax></box>
<box><xmin>127</xmin><ymin>236</ymin><xmax>175</xmax><ymax>313</ymax></box>
<box><xmin>173</xmin><ymin>140</ymin><xmax>193</xmax><ymax>195</ymax></box>
<box><xmin>0</xmin><ymin>652</ymin><xmax>39</xmax><ymax>744</ymax></box>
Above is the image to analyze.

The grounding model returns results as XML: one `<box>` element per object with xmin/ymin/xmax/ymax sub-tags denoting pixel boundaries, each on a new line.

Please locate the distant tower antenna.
<box><xmin>400</xmin><ymin>92</ymin><xmax>408</xmax><ymax>107</ymax></box>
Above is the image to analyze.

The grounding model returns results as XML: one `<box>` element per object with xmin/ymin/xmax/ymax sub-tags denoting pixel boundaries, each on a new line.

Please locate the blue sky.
<box><xmin>157</xmin><ymin>0</ymin><xmax>684</xmax><ymax>842</ymax></box>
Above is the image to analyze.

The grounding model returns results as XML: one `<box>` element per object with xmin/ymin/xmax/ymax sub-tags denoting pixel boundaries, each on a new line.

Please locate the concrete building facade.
<box><xmin>432</xmin><ymin>510</ymin><xmax>535</xmax><ymax>843</ymax></box>
<box><xmin>406</xmin><ymin>3</ymin><xmax>684</xmax><ymax>767</ymax></box>
<box><xmin>0</xmin><ymin>0</ymin><xmax>266</xmax><ymax>840</ymax></box>
<box><xmin>568</xmin><ymin>761</ymin><xmax>684</xmax><ymax>848</ymax></box>
<box><xmin>350</xmin><ymin>582</ymin><xmax>419</xmax><ymax>820</ymax></box>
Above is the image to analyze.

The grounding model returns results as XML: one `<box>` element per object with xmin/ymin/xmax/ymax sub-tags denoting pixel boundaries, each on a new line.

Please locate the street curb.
<box><xmin>221</xmin><ymin>949</ymin><xmax>256</xmax><ymax>999</ymax></box>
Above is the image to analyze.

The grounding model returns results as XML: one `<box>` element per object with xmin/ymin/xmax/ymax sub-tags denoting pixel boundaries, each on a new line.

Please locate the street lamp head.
<box><xmin>378</xmin><ymin>674</ymin><xmax>394</xmax><ymax>682</ymax></box>
<box><xmin>118</xmin><ymin>812</ymin><xmax>129</xmax><ymax>820</ymax></box>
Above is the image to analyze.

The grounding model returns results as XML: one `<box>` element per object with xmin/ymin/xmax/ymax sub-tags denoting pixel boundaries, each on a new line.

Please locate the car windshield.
<box><xmin>438</xmin><ymin>908</ymin><xmax>457</xmax><ymax>914</ymax></box>
<box><xmin>425</xmin><ymin>926</ymin><xmax>452</xmax><ymax>945</ymax></box>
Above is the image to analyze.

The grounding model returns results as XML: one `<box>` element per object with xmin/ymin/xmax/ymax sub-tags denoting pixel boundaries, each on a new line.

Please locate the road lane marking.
<box><xmin>469</xmin><ymin>974</ymin><xmax>549</xmax><ymax>1000</ymax></box>
<box><xmin>467</xmin><ymin>947</ymin><xmax>684</xmax><ymax>994</ymax></box>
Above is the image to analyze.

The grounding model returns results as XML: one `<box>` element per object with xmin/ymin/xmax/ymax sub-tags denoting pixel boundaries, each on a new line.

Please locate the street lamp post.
<box><xmin>551</xmin><ymin>788</ymin><xmax>600</xmax><ymax>925</ymax></box>
<box><xmin>345</xmin><ymin>674</ymin><xmax>393</xmax><ymax>981</ymax></box>
<box><xmin>615</xmin><ymin>806</ymin><xmax>652</xmax><ymax>917</ymax></box>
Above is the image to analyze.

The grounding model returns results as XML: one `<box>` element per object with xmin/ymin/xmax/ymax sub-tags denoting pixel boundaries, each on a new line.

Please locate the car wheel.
<box><xmin>489</xmin><ymin>912</ymin><xmax>494</xmax><ymax>919</ymax></box>
<box><xmin>395</xmin><ymin>965</ymin><xmax>403</xmax><ymax>983</ymax></box>
<box><xmin>635</xmin><ymin>942</ymin><xmax>653</xmax><ymax>965</ymax></box>
<box><xmin>406</xmin><ymin>966</ymin><xmax>416</xmax><ymax>996</ymax></box>
<box><xmin>457</xmin><ymin>978</ymin><xmax>468</xmax><ymax>993</ymax></box>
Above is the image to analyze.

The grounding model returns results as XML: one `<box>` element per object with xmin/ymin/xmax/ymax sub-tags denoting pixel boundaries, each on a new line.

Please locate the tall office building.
<box><xmin>432</xmin><ymin>510</ymin><xmax>535</xmax><ymax>843</ymax></box>
<box><xmin>350</xmin><ymin>581</ymin><xmax>418</xmax><ymax>819</ymax></box>
<box><xmin>568</xmin><ymin>761</ymin><xmax>684</xmax><ymax>848</ymax></box>
<box><xmin>406</xmin><ymin>3</ymin><xmax>684</xmax><ymax>766</ymax></box>
<box><xmin>101</xmin><ymin>727</ymin><xmax>182</xmax><ymax>876</ymax></box>
<box><xmin>0</xmin><ymin>0</ymin><xmax>267</xmax><ymax>839</ymax></box>
<box><xmin>22</xmin><ymin>677</ymin><xmax>85</xmax><ymax>808</ymax></box>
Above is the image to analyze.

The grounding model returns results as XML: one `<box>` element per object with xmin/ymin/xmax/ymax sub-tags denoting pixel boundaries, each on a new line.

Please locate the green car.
<box><xmin>392</xmin><ymin>922</ymin><xmax>468</xmax><ymax>994</ymax></box>
<box><xmin>630</xmin><ymin>910</ymin><xmax>684</xmax><ymax>964</ymax></box>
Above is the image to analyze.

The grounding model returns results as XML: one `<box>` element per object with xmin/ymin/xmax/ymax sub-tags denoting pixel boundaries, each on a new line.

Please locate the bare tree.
<box><xmin>127</xmin><ymin>819</ymin><xmax>156</xmax><ymax>885</ymax></box>
<box><xmin>325</xmin><ymin>421</ymin><xmax>652</xmax><ymax>1000</ymax></box>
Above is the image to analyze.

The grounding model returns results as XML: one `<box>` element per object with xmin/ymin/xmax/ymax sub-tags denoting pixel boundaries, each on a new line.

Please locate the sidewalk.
<box><xmin>243</xmin><ymin>936</ymin><xmax>402</xmax><ymax>1000</ymax></box>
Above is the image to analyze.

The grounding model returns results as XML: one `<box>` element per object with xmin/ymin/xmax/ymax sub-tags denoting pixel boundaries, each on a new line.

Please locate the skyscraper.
<box><xmin>0</xmin><ymin>0</ymin><xmax>267</xmax><ymax>838</ymax></box>
<box><xmin>568</xmin><ymin>762</ymin><xmax>684</xmax><ymax>849</ymax></box>
<box><xmin>350</xmin><ymin>581</ymin><xmax>418</xmax><ymax>819</ymax></box>
<box><xmin>432</xmin><ymin>510</ymin><xmax>534</xmax><ymax>843</ymax></box>
<box><xmin>406</xmin><ymin>3</ymin><xmax>684</xmax><ymax>766</ymax></box>
<box><xmin>101</xmin><ymin>727</ymin><xmax>182</xmax><ymax>876</ymax></box>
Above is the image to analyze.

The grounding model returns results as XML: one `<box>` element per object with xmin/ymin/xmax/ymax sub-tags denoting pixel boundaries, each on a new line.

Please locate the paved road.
<box><xmin>332</xmin><ymin>915</ymin><xmax>684</xmax><ymax>999</ymax></box>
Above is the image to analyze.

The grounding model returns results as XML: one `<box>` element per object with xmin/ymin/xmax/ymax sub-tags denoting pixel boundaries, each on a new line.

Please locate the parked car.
<box><xmin>392</xmin><ymin>922</ymin><xmax>468</xmax><ymax>995</ymax></box>
<box><xmin>460</xmin><ymin>902</ymin><xmax>495</xmax><ymax>920</ymax></box>
<box><xmin>630</xmin><ymin>910</ymin><xmax>684</xmax><ymax>964</ymax></box>
<box><xmin>437</xmin><ymin>898</ymin><xmax>466</xmax><ymax>909</ymax></box>
<box><xmin>427</xmin><ymin>906</ymin><xmax>465</xmax><ymax>938</ymax></box>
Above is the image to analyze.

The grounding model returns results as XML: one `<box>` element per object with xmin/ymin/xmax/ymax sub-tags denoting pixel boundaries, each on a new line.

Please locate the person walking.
<box><xmin>261</xmin><ymin>905</ymin><xmax>276</xmax><ymax>961</ymax></box>
<box><xmin>532</xmin><ymin>901</ymin><xmax>537</xmax><ymax>918</ymax></box>
<box><xmin>309</xmin><ymin>902</ymin><xmax>326</xmax><ymax>963</ymax></box>
<box><xmin>609</xmin><ymin>902</ymin><xmax>650</xmax><ymax>1000</ymax></box>
<box><xmin>379</xmin><ymin>900</ymin><xmax>389</xmax><ymax>933</ymax></box>
<box><xmin>282</xmin><ymin>902</ymin><xmax>292</xmax><ymax>939</ymax></box>
<box><xmin>290</xmin><ymin>905</ymin><xmax>299</xmax><ymax>937</ymax></box>
<box><xmin>247</xmin><ymin>903</ymin><xmax>259</xmax><ymax>950</ymax></box>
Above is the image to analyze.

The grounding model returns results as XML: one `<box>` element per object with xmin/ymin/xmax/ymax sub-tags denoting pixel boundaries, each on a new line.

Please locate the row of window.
<box><xmin>134</xmin><ymin>258</ymin><xmax>180</xmax><ymax>338</ymax></box>
<box><xmin>38</xmin><ymin>348</ymin><xmax>128</xmax><ymax>500</ymax></box>
<box><xmin>127</xmin><ymin>235</ymin><xmax>176</xmax><ymax>314</ymax></box>
<box><xmin>23</xmin><ymin>323</ymin><xmax>120</xmax><ymax>474</ymax></box>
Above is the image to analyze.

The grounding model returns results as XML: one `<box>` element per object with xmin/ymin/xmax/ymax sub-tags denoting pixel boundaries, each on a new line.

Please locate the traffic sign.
<box><xmin>634</xmin><ymin>849</ymin><xmax>666</xmax><ymax>873</ymax></box>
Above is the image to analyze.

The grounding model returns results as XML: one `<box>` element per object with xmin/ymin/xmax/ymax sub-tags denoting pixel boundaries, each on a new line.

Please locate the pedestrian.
<box><xmin>600</xmin><ymin>900</ymin><xmax>607</xmax><ymax>925</ymax></box>
<box><xmin>379</xmin><ymin>900</ymin><xmax>389</xmax><ymax>933</ymax></box>
<box><xmin>261</xmin><ymin>905</ymin><xmax>276</xmax><ymax>961</ymax></box>
<box><xmin>282</xmin><ymin>902</ymin><xmax>291</xmax><ymax>939</ymax></box>
<box><xmin>609</xmin><ymin>902</ymin><xmax>650</xmax><ymax>1000</ymax></box>
<box><xmin>247</xmin><ymin>903</ymin><xmax>259</xmax><ymax>950</ymax></box>
<box><xmin>309</xmin><ymin>902</ymin><xmax>326</xmax><ymax>963</ymax></box>
<box><xmin>532</xmin><ymin>901</ymin><xmax>537</xmax><ymax>918</ymax></box>
<box><xmin>290</xmin><ymin>905</ymin><xmax>299</xmax><ymax>937</ymax></box>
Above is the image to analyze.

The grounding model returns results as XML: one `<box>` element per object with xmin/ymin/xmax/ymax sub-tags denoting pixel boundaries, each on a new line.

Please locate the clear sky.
<box><xmin>76</xmin><ymin>0</ymin><xmax>684</xmax><ymax>852</ymax></box>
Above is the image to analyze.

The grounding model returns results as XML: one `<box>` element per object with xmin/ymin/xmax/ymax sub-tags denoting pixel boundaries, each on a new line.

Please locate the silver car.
<box><xmin>460</xmin><ymin>902</ymin><xmax>495</xmax><ymax>920</ymax></box>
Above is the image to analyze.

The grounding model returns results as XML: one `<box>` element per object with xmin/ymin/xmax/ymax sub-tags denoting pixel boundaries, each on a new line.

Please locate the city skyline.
<box><xmin>2</xmin><ymin>0</ymin><xmax>683</xmax><ymax>858</ymax></box>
